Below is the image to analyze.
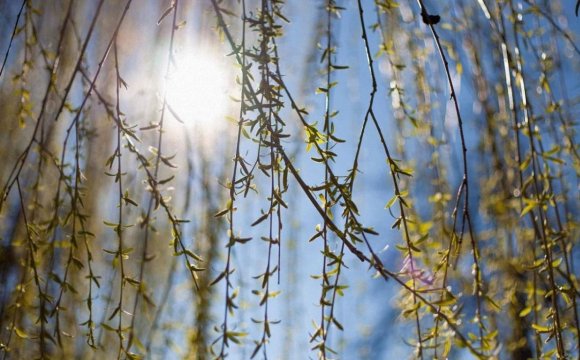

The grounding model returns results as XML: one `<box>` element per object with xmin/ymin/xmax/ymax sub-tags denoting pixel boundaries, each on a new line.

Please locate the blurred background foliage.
<box><xmin>0</xmin><ymin>0</ymin><xmax>579</xmax><ymax>359</ymax></box>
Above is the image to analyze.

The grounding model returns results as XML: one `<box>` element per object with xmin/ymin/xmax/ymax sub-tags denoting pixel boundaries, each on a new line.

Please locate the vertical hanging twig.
<box><xmin>414</xmin><ymin>0</ymin><xmax>489</xmax><ymax>353</ymax></box>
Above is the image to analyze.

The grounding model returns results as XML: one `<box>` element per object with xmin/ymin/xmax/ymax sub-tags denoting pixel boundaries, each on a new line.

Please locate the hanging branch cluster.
<box><xmin>0</xmin><ymin>0</ymin><xmax>579</xmax><ymax>359</ymax></box>
<box><xmin>209</xmin><ymin>0</ymin><xmax>580</xmax><ymax>359</ymax></box>
<box><xmin>0</xmin><ymin>1</ymin><xmax>204</xmax><ymax>358</ymax></box>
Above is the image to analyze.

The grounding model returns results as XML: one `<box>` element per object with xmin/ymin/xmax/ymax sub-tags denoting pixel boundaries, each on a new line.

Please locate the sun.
<box><xmin>166</xmin><ymin>46</ymin><xmax>232</xmax><ymax>133</ymax></box>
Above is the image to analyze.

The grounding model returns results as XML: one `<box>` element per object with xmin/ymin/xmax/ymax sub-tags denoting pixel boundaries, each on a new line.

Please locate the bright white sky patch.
<box><xmin>166</xmin><ymin>45</ymin><xmax>231</xmax><ymax>133</ymax></box>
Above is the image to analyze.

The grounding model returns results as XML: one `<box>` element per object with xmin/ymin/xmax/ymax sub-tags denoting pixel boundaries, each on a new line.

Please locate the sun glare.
<box><xmin>166</xmin><ymin>47</ymin><xmax>231</xmax><ymax>134</ymax></box>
